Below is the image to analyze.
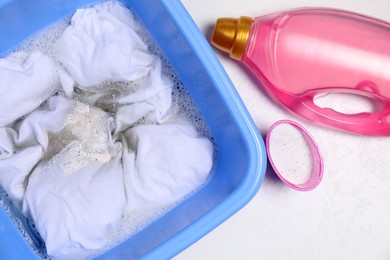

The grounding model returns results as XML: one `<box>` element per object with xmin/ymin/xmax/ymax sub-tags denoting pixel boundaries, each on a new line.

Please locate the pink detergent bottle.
<box><xmin>211</xmin><ymin>8</ymin><xmax>390</xmax><ymax>136</ymax></box>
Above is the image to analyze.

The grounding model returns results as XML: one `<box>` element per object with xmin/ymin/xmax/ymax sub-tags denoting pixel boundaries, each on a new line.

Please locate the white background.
<box><xmin>176</xmin><ymin>0</ymin><xmax>390</xmax><ymax>259</ymax></box>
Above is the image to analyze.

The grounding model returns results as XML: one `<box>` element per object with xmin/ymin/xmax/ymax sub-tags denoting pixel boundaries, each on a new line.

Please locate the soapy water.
<box><xmin>0</xmin><ymin>187</ymin><xmax>46</xmax><ymax>258</ymax></box>
<box><xmin>0</xmin><ymin>3</ymin><xmax>216</xmax><ymax>259</ymax></box>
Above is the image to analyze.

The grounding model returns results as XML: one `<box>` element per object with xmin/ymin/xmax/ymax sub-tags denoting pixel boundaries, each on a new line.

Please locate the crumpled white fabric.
<box><xmin>0</xmin><ymin>1</ymin><xmax>213</xmax><ymax>259</ymax></box>
<box><xmin>23</xmin><ymin>102</ymin><xmax>125</xmax><ymax>258</ymax></box>
<box><xmin>0</xmin><ymin>96</ymin><xmax>73</xmax><ymax>203</ymax></box>
<box><xmin>0</xmin><ymin>51</ymin><xmax>58</xmax><ymax>127</ymax></box>
<box><xmin>114</xmin><ymin>59</ymin><xmax>173</xmax><ymax>133</ymax></box>
<box><xmin>122</xmin><ymin>123</ymin><xmax>213</xmax><ymax>213</ymax></box>
<box><xmin>71</xmin><ymin>58</ymin><xmax>173</xmax><ymax>133</ymax></box>
<box><xmin>58</xmin><ymin>0</ymin><xmax>155</xmax><ymax>87</ymax></box>
<box><xmin>24</xmin><ymin>144</ymin><xmax>125</xmax><ymax>257</ymax></box>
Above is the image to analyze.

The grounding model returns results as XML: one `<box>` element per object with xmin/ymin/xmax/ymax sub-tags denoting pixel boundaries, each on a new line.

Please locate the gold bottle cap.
<box><xmin>211</xmin><ymin>16</ymin><xmax>253</xmax><ymax>60</ymax></box>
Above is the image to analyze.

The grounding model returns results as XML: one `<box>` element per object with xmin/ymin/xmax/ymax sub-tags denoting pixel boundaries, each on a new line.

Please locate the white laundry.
<box><xmin>0</xmin><ymin>51</ymin><xmax>58</xmax><ymax>127</ymax></box>
<box><xmin>57</xmin><ymin>66</ymin><xmax>75</xmax><ymax>98</ymax></box>
<box><xmin>23</xmin><ymin>143</ymin><xmax>125</xmax><ymax>258</ymax></box>
<box><xmin>114</xmin><ymin>59</ymin><xmax>173</xmax><ymax>132</ymax></box>
<box><xmin>0</xmin><ymin>1</ymin><xmax>213</xmax><ymax>259</ymax></box>
<box><xmin>23</xmin><ymin>102</ymin><xmax>125</xmax><ymax>258</ymax></box>
<box><xmin>122</xmin><ymin>123</ymin><xmax>213</xmax><ymax>213</ymax></box>
<box><xmin>0</xmin><ymin>96</ymin><xmax>74</xmax><ymax>203</ymax></box>
<box><xmin>71</xmin><ymin>59</ymin><xmax>173</xmax><ymax>133</ymax></box>
<box><xmin>57</xmin><ymin>0</ymin><xmax>155</xmax><ymax>87</ymax></box>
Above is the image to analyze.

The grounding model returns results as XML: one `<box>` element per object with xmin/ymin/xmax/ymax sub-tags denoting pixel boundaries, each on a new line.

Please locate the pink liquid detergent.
<box><xmin>212</xmin><ymin>8</ymin><xmax>390</xmax><ymax>136</ymax></box>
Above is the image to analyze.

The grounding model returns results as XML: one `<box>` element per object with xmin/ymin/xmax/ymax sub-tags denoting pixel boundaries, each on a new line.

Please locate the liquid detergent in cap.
<box><xmin>212</xmin><ymin>8</ymin><xmax>390</xmax><ymax>136</ymax></box>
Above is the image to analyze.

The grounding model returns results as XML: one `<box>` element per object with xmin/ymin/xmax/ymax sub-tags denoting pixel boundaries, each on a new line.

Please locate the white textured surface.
<box><xmin>176</xmin><ymin>0</ymin><xmax>390</xmax><ymax>259</ymax></box>
<box><xmin>268</xmin><ymin>122</ymin><xmax>313</xmax><ymax>185</ymax></box>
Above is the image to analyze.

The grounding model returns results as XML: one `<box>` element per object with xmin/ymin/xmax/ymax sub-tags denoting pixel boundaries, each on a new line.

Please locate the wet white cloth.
<box><xmin>58</xmin><ymin>0</ymin><xmax>155</xmax><ymax>87</ymax></box>
<box><xmin>24</xmin><ymin>150</ymin><xmax>125</xmax><ymax>258</ymax></box>
<box><xmin>0</xmin><ymin>96</ymin><xmax>73</xmax><ymax>203</ymax></box>
<box><xmin>0</xmin><ymin>1</ymin><xmax>213</xmax><ymax>259</ymax></box>
<box><xmin>23</xmin><ymin>103</ymin><xmax>125</xmax><ymax>258</ymax></box>
<box><xmin>0</xmin><ymin>51</ymin><xmax>58</xmax><ymax>127</ymax></box>
<box><xmin>114</xmin><ymin>59</ymin><xmax>173</xmax><ymax>133</ymax></box>
<box><xmin>122</xmin><ymin>124</ymin><xmax>213</xmax><ymax>213</ymax></box>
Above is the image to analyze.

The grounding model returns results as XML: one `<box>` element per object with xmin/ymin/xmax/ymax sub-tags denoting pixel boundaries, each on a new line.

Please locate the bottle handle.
<box><xmin>278</xmin><ymin>87</ymin><xmax>390</xmax><ymax>136</ymax></box>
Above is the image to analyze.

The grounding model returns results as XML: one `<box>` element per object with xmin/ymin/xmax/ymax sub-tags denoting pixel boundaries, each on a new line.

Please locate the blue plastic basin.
<box><xmin>0</xmin><ymin>0</ymin><xmax>267</xmax><ymax>259</ymax></box>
